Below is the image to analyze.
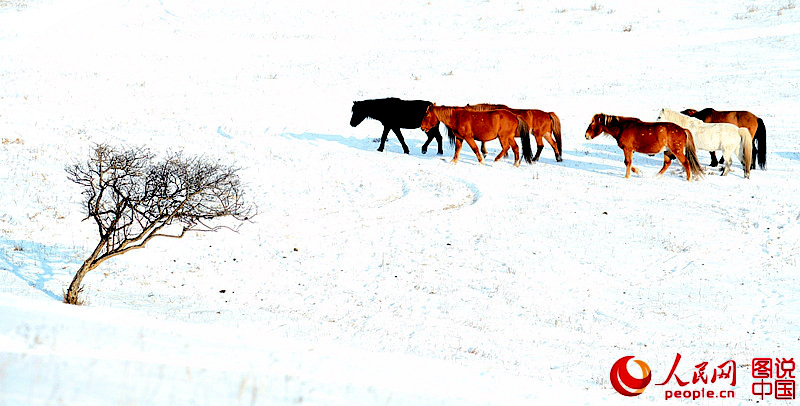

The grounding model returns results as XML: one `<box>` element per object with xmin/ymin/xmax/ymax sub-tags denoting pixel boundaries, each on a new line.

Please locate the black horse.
<box><xmin>350</xmin><ymin>97</ymin><xmax>443</xmax><ymax>154</ymax></box>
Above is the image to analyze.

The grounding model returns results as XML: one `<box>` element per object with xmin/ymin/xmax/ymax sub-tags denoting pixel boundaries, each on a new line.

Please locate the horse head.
<box><xmin>585</xmin><ymin>113</ymin><xmax>605</xmax><ymax>140</ymax></box>
<box><xmin>350</xmin><ymin>101</ymin><xmax>368</xmax><ymax>127</ymax></box>
<box><xmin>656</xmin><ymin>108</ymin><xmax>668</xmax><ymax>122</ymax></box>
<box><xmin>420</xmin><ymin>104</ymin><xmax>438</xmax><ymax>132</ymax></box>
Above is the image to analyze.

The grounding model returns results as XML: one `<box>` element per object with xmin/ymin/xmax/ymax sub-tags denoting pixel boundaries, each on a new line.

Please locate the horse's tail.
<box><xmin>740</xmin><ymin>128</ymin><xmax>753</xmax><ymax>177</ymax></box>
<box><xmin>549</xmin><ymin>112</ymin><xmax>563</xmax><ymax>157</ymax></box>
<box><xmin>755</xmin><ymin>117</ymin><xmax>766</xmax><ymax>169</ymax></box>
<box><xmin>684</xmin><ymin>129</ymin><xmax>705</xmax><ymax>179</ymax></box>
<box><xmin>518</xmin><ymin>117</ymin><xmax>534</xmax><ymax>164</ymax></box>
<box><xmin>446</xmin><ymin>126</ymin><xmax>456</xmax><ymax>147</ymax></box>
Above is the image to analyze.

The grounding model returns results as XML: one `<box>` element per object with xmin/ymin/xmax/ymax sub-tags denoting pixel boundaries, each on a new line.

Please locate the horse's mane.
<box><xmin>429</xmin><ymin>105</ymin><xmax>457</xmax><ymax>125</ymax></box>
<box><xmin>598</xmin><ymin>113</ymin><xmax>641</xmax><ymax>128</ymax></box>
<box><xmin>466</xmin><ymin>103</ymin><xmax>510</xmax><ymax>112</ymax></box>
<box><xmin>428</xmin><ymin>106</ymin><xmax>459</xmax><ymax>147</ymax></box>
<box><xmin>689</xmin><ymin>108</ymin><xmax>715</xmax><ymax>120</ymax></box>
<box><xmin>659</xmin><ymin>108</ymin><xmax>702</xmax><ymax>127</ymax></box>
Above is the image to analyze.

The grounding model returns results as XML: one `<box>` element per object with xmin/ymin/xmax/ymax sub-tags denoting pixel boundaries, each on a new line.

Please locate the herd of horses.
<box><xmin>349</xmin><ymin>97</ymin><xmax>767</xmax><ymax>181</ymax></box>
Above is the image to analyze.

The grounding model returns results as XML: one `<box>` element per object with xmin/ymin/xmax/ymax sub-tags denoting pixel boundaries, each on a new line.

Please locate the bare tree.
<box><xmin>64</xmin><ymin>143</ymin><xmax>254</xmax><ymax>305</ymax></box>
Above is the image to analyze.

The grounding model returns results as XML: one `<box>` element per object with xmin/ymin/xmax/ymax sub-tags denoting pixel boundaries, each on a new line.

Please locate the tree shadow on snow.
<box><xmin>0</xmin><ymin>238</ymin><xmax>81</xmax><ymax>300</ymax></box>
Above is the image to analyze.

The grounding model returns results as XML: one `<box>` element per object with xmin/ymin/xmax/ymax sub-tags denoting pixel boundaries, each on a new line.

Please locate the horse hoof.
<box><xmin>421</xmin><ymin>149</ymin><xmax>427</xmax><ymax>154</ymax></box>
<box><xmin>556</xmin><ymin>157</ymin><xmax>563</xmax><ymax>162</ymax></box>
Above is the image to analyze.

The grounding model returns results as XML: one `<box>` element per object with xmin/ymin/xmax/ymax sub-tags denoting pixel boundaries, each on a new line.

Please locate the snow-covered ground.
<box><xmin>1</xmin><ymin>0</ymin><xmax>799</xmax><ymax>404</ymax></box>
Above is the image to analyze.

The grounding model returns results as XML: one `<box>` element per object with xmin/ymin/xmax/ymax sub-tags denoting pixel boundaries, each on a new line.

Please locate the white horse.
<box><xmin>657</xmin><ymin>108</ymin><xmax>752</xmax><ymax>179</ymax></box>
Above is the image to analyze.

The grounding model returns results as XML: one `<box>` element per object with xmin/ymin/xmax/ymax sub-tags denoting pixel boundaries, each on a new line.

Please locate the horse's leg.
<box><xmin>532</xmin><ymin>133</ymin><xmax>544</xmax><ymax>162</ymax></box>
<box><xmin>709</xmin><ymin>151</ymin><xmax>719</xmax><ymax>167</ymax></box>
<box><xmin>421</xmin><ymin>131</ymin><xmax>433</xmax><ymax>154</ymax></box>
<box><xmin>421</xmin><ymin>127</ymin><xmax>443</xmax><ymax>154</ymax></box>
<box><xmin>542</xmin><ymin>131</ymin><xmax>560</xmax><ymax>161</ymax></box>
<box><xmin>464</xmin><ymin>137</ymin><xmax>484</xmax><ymax>164</ymax></box>
<box><xmin>431</xmin><ymin>126</ymin><xmax>443</xmax><ymax>155</ymax></box>
<box><xmin>483</xmin><ymin>140</ymin><xmax>503</xmax><ymax>158</ymax></box>
<box><xmin>494</xmin><ymin>135</ymin><xmax>508</xmax><ymax>161</ymax></box>
<box><xmin>510</xmin><ymin>137</ymin><xmax>521</xmax><ymax>167</ymax></box>
<box><xmin>671</xmin><ymin>149</ymin><xmax>692</xmax><ymax>181</ymax></box>
<box><xmin>721</xmin><ymin>161</ymin><xmax>731</xmax><ymax>176</ymax></box>
<box><xmin>623</xmin><ymin>149</ymin><xmax>635</xmax><ymax>178</ymax></box>
<box><xmin>392</xmin><ymin>128</ymin><xmax>410</xmax><ymax>154</ymax></box>
<box><xmin>657</xmin><ymin>151</ymin><xmax>673</xmax><ymax>177</ymax></box>
<box><xmin>740</xmin><ymin>147</ymin><xmax>751</xmax><ymax>179</ymax></box>
<box><xmin>720</xmin><ymin>148</ymin><xmax>733</xmax><ymax>176</ymax></box>
<box><xmin>494</xmin><ymin>130</ymin><xmax>519</xmax><ymax>164</ymax></box>
<box><xmin>377</xmin><ymin>126</ymin><xmax>390</xmax><ymax>152</ymax></box>
<box><xmin>451</xmin><ymin>138</ymin><xmax>464</xmax><ymax>164</ymax></box>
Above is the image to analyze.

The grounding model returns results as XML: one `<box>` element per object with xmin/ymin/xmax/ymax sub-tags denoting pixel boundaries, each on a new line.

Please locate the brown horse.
<box><xmin>682</xmin><ymin>108</ymin><xmax>766</xmax><ymax>169</ymax></box>
<box><xmin>584</xmin><ymin>113</ymin><xmax>704</xmax><ymax>181</ymax></box>
<box><xmin>467</xmin><ymin>103</ymin><xmax>563</xmax><ymax>162</ymax></box>
<box><xmin>420</xmin><ymin>104</ymin><xmax>533</xmax><ymax>166</ymax></box>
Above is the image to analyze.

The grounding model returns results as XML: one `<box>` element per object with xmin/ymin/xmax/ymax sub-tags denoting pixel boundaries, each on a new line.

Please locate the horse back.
<box><xmin>356</xmin><ymin>98</ymin><xmax>433</xmax><ymax>128</ymax></box>
<box><xmin>695</xmin><ymin>108</ymin><xmax>760</xmax><ymax>136</ymax></box>
<box><xmin>452</xmin><ymin>109</ymin><xmax>519</xmax><ymax>140</ymax></box>
<box><xmin>619</xmin><ymin>121</ymin><xmax>686</xmax><ymax>154</ymax></box>
<box><xmin>732</xmin><ymin>111</ymin><xmax>760</xmax><ymax>136</ymax></box>
<box><xmin>511</xmin><ymin>109</ymin><xmax>552</xmax><ymax>132</ymax></box>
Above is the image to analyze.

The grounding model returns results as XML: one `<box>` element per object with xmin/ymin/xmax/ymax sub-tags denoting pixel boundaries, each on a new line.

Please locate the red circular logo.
<box><xmin>610</xmin><ymin>356</ymin><xmax>652</xmax><ymax>396</ymax></box>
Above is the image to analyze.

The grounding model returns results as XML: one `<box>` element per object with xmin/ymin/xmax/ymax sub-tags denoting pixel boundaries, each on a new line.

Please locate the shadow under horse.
<box><xmin>350</xmin><ymin>97</ymin><xmax>444</xmax><ymax>155</ymax></box>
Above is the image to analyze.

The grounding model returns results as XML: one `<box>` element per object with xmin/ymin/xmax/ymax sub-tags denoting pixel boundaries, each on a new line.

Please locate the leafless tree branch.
<box><xmin>63</xmin><ymin>143</ymin><xmax>256</xmax><ymax>304</ymax></box>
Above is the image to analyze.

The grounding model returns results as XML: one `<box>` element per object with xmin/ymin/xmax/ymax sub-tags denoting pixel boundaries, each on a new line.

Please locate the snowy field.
<box><xmin>1</xmin><ymin>0</ymin><xmax>799</xmax><ymax>404</ymax></box>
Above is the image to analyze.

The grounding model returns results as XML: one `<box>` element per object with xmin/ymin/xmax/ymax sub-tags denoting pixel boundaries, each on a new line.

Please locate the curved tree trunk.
<box><xmin>64</xmin><ymin>240</ymin><xmax>105</xmax><ymax>305</ymax></box>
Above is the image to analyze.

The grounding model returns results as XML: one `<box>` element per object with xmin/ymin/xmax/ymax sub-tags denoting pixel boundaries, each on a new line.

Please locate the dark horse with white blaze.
<box><xmin>350</xmin><ymin>97</ymin><xmax>444</xmax><ymax>154</ymax></box>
